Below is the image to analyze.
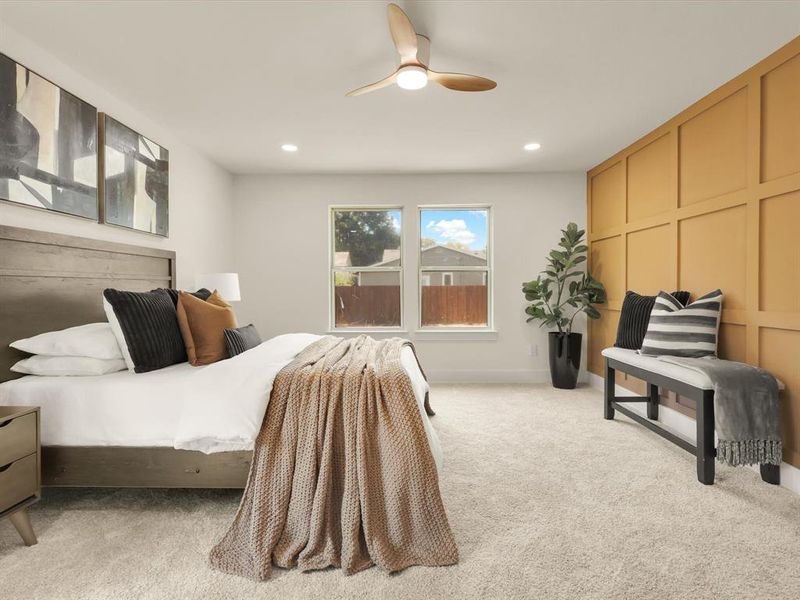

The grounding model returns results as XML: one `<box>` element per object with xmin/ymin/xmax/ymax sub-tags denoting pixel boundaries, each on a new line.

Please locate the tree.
<box><xmin>444</xmin><ymin>241</ymin><xmax>472</xmax><ymax>252</ymax></box>
<box><xmin>421</xmin><ymin>237</ymin><xmax>437</xmax><ymax>249</ymax></box>
<box><xmin>335</xmin><ymin>211</ymin><xmax>400</xmax><ymax>266</ymax></box>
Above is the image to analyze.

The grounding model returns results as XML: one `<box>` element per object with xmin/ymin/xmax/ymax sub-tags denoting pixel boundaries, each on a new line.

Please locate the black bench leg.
<box><xmin>696</xmin><ymin>392</ymin><xmax>715</xmax><ymax>485</ymax></box>
<box><xmin>647</xmin><ymin>383</ymin><xmax>659</xmax><ymax>420</ymax></box>
<box><xmin>604</xmin><ymin>360</ymin><xmax>615</xmax><ymax>420</ymax></box>
<box><xmin>760</xmin><ymin>464</ymin><xmax>780</xmax><ymax>485</ymax></box>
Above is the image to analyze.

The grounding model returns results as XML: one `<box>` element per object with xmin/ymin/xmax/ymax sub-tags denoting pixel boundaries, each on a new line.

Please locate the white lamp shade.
<box><xmin>195</xmin><ymin>273</ymin><xmax>241</xmax><ymax>302</ymax></box>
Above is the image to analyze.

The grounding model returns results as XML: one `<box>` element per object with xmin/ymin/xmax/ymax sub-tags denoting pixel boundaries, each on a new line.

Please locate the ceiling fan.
<box><xmin>346</xmin><ymin>3</ymin><xmax>497</xmax><ymax>96</ymax></box>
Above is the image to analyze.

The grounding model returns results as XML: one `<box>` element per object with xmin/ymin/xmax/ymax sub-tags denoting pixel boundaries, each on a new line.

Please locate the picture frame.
<box><xmin>99</xmin><ymin>113</ymin><xmax>169</xmax><ymax>237</ymax></box>
<box><xmin>0</xmin><ymin>52</ymin><xmax>98</xmax><ymax>220</ymax></box>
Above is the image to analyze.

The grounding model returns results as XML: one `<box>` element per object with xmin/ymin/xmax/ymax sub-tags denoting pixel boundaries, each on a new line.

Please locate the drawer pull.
<box><xmin>0</xmin><ymin>463</ymin><xmax>11</xmax><ymax>473</ymax></box>
<box><xmin>0</xmin><ymin>420</ymin><xmax>11</xmax><ymax>428</ymax></box>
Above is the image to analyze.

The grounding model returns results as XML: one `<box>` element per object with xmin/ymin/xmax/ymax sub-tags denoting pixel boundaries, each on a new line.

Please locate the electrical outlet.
<box><xmin>529</xmin><ymin>344</ymin><xmax>538</xmax><ymax>357</ymax></box>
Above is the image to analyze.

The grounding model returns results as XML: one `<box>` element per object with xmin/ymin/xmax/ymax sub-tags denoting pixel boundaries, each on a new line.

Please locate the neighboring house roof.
<box><xmin>337</xmin><ymin>245</ymin><xmax>486</xmax><ymax>268</ymax></box>
<box><xmin>371</xmin><ymin>244</ymin><xmax>486</xmax><ymax>267</ymax></box>
<box><xmin>380</xmin><ymin>249</ymin><xmax>401</xmax><ymax>264</ymax></box>
<box><xmin>333</xmin><ymin>251</ymin><xmax>351</xmax><ymax>267</ymax></box>
<box><xmin>427</xmin><ymin>245</ymin><xmax>486</xmax><ymax>262</ymax></box>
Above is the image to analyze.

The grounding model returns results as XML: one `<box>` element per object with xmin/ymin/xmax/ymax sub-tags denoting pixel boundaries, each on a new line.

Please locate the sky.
<box><xmin>420</xmin><ymin>209</ymin><xmax>488</xmax><ymax>251</ymax></box>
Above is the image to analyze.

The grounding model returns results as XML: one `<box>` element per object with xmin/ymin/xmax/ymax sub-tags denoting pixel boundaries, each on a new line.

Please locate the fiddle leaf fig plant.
<box><xmin>522</xmin><ymin>222</ymin><xmax>606</xmax><ymax>335</ymax></box>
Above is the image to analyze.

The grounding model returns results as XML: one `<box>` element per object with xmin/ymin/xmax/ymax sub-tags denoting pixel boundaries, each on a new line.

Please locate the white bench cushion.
<box><xmin>601</xmin><ymin>347</ymin><xmax>785</xmax><ymax>391</ymax></box>
<box><xmin>602</xmin><ymin>347</ymin><xmax>714</xmax><ymax>389</ymax></box>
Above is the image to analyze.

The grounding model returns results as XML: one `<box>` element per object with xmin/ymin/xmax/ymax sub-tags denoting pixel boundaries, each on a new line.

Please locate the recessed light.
<box><xmin>523</xmin><ymin>142</ymin><xmax>541</xmax><ymax>151</ymax></box>
<box><xmin>281</xmin><ymin>143</ymin><xmax>298</xmax><ymax>152</ymax></box>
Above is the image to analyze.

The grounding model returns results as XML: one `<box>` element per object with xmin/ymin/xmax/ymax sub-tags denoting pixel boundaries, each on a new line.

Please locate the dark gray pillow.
<box><xmin>224</xmin><ymin>324</ymin><xmax>262</xmax><ymax>358</ymax></box>
<box><xmin>103</xmin><ymin>288</ymin><xmax>187</xmax><ymax>373</ymax></box>
<box><xmin>153</xmin><ymin>288</ymin><xmax>212</xmax><ymax>307</ymax></box>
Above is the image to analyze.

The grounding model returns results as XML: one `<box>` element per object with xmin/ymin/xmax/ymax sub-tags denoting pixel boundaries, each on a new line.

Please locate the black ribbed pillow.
<box><xmin>103</xmin><ymin>288</ymin><xmax>187</xmax><ymax>373</ymax></box>
<box><xmin>224</xmin><ymin>324</ymin><xmax>262</xmax><ymax>358</ymax></box>
<box><xmin>614</xmin><ymin>290</ymin><xmax>691</xmax><ymax>350</ymax></box>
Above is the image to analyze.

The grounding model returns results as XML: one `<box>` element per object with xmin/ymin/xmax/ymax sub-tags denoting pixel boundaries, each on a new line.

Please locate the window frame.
<box><xmin>329</xmin><ymin>205</ymin><xmax>405</xmax><ymax>331</ymax></box>
<box><xmin>417</xmin><ymin>204</ymin><xmax>493</xmax><ymax>331</ymax></box>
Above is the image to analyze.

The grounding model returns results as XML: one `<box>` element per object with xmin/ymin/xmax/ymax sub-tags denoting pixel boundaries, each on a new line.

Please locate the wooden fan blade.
<box><xmin>387</xmin><ymin>3</ymin><xmax>418</xmax><ymax>63</ymax></box>
<box><xmin>345</xmin><ymin>71</ymin><xmax>398</xmax><ymax>97</ymax></box>
<box><xmin>428</xmin><ymin>70</ymin><xmax>497</xmax><ymax>92</ymax></box>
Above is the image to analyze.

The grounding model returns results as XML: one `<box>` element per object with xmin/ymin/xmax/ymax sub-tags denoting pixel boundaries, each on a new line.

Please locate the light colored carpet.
<box><xmin>1</xmin><ymin>384</ymin><xmax>799</xmax><ymax>600</ymax></box>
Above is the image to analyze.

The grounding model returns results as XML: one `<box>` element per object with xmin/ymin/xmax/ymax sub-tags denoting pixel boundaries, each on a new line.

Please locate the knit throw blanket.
<box><xmin>209</xmin><ymin>335</ymin><xmax>458</xmax><ymax>580</ymax></box>
<box><xmin>658</xmin><ymin>356</ymin><xmax>782</xmax><ymax>467</ymax></box>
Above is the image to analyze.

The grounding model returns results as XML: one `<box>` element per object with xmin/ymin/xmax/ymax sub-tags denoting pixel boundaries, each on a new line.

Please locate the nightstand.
<box><xmin>0</xmin><ymin>406</ymin><xmax>41</xmax><ymax>546</ymax></box>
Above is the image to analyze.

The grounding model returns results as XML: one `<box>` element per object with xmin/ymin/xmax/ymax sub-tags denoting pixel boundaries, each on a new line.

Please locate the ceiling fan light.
<box><xmin>396</xmin><ymin>65</ymin><xmax>428</xmax><ymax>90</ymax></box>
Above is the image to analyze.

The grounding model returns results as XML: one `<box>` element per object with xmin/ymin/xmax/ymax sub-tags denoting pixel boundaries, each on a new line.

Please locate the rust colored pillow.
<box><xmin>177</xmin><ymin>290</ymin><xmax>237</xmax><ymax>365</ymax></box>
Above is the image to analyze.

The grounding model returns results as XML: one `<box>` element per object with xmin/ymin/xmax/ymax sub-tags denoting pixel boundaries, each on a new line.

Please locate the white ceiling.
<box><xmin>1</xmin><ymin>1</ymin><xmax>799</xmax><ymax>174</ymax></box>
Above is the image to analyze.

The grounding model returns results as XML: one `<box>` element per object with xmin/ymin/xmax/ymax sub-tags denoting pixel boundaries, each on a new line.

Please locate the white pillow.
<box><xmin>103</xmin><ymin>297</ymin><xmax>136</xmax><ymax>372</ymax></box>
<box><xmin>11</xmin><ymin>355</ymin><xmax>127</xmax><ymax>377</ymax></box>
<box><xmin>10</xmin><ymin>322</ymin><xmax>124</xmax><ymax>360</ymax></box>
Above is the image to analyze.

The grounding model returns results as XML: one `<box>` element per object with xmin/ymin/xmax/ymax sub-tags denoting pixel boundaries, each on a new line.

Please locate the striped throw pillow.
<box><xmin>639</xmin><ymin>290</ymin><xmax>723</xmax><ymax>357</ymax></box>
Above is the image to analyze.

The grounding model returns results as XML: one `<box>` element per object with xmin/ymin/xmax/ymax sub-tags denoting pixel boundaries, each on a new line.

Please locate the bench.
<box><xmin>602</xmin><ymin>347</ymin><xmax>781</xmax><ymax>486</ymax></box>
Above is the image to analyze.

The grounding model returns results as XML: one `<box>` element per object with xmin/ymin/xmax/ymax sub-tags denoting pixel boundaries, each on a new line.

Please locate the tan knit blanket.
<box><xmin>209</xmin><ymin>335</ymin><xmax>458</xmax><ymax>580</ymax></box>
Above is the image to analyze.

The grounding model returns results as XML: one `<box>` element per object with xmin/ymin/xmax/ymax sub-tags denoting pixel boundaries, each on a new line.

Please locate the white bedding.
<box><xmin>0</xmin><ymin>334</ymin><xmax>442</xmax><ymax>469</ymax></box>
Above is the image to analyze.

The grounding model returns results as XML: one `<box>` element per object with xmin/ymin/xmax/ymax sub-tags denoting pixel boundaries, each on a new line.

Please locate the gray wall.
<box><xmin>232</xmin><ymin>173</ymin><xmax>587</xmax><ymax>382</ymax></box>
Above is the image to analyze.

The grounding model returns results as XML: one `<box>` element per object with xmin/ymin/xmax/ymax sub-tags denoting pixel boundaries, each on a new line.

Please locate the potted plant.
<box><xmin>522</xmin><ymin>222</ymin><xmax>606</xmax><ymax>389</ymax></box>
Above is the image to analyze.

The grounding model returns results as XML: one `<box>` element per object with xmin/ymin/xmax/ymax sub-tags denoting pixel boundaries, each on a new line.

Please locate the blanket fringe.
<box><xmin>717</xmin><ymin>439</ymin><xmax>782</xmax><ymax>466</ymax></box>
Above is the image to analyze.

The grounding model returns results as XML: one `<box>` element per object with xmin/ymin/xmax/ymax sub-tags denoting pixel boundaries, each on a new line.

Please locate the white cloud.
<box><xmin>426</xmin><ymin>219</ymin><xmax>477</xmax><ymax>244</ymax></box>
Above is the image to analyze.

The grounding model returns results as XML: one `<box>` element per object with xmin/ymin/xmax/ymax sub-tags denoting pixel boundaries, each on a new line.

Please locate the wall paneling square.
<box><xmin>590</xmin><ymin>162</ymin><xmax>624</xmax><ymax>233</ymax></box>
<box><xmin>679</xmin><ymin>88</ymin><xmax>748</xmax><ymax>206</ymax></box>
<box><xmin>626</xmin><ymin>133</ymin><xmax>672</xmax><ymax>221</ymax></box>
<box><xmin>679</xmin><ymin>205</ymin><xmax>747</xmax><ymax>310</ymax></box>
<box><xmin>626</xmin><ymin>224</ymin><xmax>672</xmax><ymax>295</ymax></box>
<box><xmin>760</xmin><ymin>190</ymin><xmax>800</xmax><ymax>313</ymax></box>
<box><xmin>590</xmin><ymin>235</ymin><xmax>623</xmax><ymax>305</ymax></box>
<box><xmin>761</xmin><ymin>53</ymin><xmax>800</xmax><ymax>183</ymax></box>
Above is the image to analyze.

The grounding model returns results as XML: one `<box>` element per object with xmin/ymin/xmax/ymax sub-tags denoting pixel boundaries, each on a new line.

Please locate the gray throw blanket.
<box><xmin>658</xmin><ymin>356</ymin><xmax>782</xmax><ymax>466</ymax></box>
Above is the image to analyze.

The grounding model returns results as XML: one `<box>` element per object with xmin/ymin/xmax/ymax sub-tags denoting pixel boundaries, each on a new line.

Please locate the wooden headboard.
<box><xmin>0</xmin><ymin>225</ymin><xmax>176</xmax><ymax>382</ymax></box>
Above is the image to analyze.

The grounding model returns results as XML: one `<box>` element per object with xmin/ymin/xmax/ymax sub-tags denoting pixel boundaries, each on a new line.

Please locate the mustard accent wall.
<box><xmin>587</xmin><ymin>36</ymin><xmax>800</xmax><ymax>468</ymax></box>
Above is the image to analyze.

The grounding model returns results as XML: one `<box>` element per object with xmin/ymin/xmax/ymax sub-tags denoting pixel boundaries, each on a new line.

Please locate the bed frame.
<box><xmin>0</xmin><ymin>225</ymin><xmax>250</xmax><ymax>488</ymax></box>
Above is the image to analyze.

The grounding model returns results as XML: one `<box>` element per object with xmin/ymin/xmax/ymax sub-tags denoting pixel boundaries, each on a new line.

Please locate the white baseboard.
<box><xmin>427</xmin><ymin>368</ymin><xmax>590</xmax><ymax>384</ymax></box>
<box><xmin>587</xmin><ymin>373</ymin><xmax>800</xmax><ymax>496</ymax></box>
<box><xmin>427</xmin><ymin>368</ymin><xmax>551</xmax><ymax>384</ymax></box>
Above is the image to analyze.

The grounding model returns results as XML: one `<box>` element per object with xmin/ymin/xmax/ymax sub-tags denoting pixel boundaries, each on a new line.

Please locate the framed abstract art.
<box><xmin>100</xmin><ymin>113</ymin><xmax>169</xmax><ymax>236</ymax></box>
<box><xmin>0</xmin><ymin>52</ymin><xmax>98</xmax><ymax>220</ymax></box>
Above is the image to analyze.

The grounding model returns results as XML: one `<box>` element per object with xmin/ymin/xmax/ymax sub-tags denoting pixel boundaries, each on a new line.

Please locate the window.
<box><xmin>419</xmin><ymin>207</ymin><xmax>491</xmax><ymax>328</ymax></box>
<box><xmin>330</xmin><ymin>207</ymin><xmax>402</xmax><ymax>329</ymax></box>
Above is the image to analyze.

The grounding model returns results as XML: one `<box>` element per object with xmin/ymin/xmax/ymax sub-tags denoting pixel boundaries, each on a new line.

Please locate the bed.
<box><xmin>0</xmin><ymin>225</ymin><xmax>439</xmax><ymax>488</ymax></box>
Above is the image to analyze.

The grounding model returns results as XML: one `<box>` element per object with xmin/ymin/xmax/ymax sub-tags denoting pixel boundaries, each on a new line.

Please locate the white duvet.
<box><xmin>0</xmin><ymin>334</ymin><xmax>442</xmax><ymax>469</ymax></box>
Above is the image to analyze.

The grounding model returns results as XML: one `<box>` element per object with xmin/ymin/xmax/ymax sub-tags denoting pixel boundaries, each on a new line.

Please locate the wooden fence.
<box><xmin>422</xmin><ymin>285</ymin><xmax>487</xmax><ymax>326</ymax></box>
<box><xmin>335</xmin><ymin>285</ymin><xmax>487</xmax><ymax>327</ymax></box>
<box><xmin>335</xmin><ymin>286</ymin><xmax>401</xmax><ymax>327</ymax></box>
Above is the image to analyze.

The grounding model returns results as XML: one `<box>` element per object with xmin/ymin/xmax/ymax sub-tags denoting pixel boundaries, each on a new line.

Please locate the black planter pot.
<box><xmin>548</xmin><ymin>332</ymin><xmax>582</xmax><ymax>389</ymax></box>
